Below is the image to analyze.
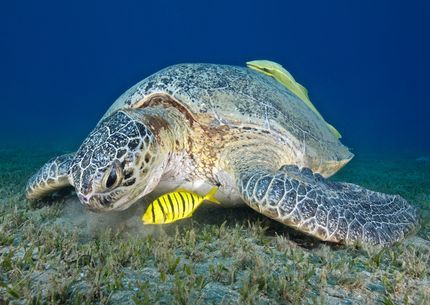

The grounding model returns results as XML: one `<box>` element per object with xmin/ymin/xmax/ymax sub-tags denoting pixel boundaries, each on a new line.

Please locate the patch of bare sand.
<box><xmin>51</xmin><ymin>196</ymin><xmax>162</xmax><ymax>240</ymax></box>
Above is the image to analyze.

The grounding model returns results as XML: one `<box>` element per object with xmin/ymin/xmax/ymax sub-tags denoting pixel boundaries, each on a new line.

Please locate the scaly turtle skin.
<box><xmin>26</xmin><ymin>63</ymin><xmax>417</xmax><ymax>246</ymax></box>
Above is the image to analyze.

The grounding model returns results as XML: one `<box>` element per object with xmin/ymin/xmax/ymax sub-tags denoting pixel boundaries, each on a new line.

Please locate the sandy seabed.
<box><xmin>0</xmin><ymin>149</ymin><xmax>429</xmax><ymax>304</ymax></box>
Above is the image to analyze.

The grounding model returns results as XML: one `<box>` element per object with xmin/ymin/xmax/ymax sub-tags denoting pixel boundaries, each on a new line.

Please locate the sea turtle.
<box><xmin>26</xmin><ymin>62</ymin><xmax>417</xmax><ymax>246</ymax></box>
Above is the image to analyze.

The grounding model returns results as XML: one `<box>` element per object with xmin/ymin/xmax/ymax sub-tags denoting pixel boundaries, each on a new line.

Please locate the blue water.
<box><xmin>1</xmin><ymin>0</ymin><xmax>429</xmax><ymax>154</ymax></box>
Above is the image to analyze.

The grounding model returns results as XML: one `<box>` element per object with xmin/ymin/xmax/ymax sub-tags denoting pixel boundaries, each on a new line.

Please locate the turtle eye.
<box><xmin>103</xmin><ymin>162</ymin><xmax>122</xmax><ymax>189</ymax></box>
<box><xmin>105</xmin><ymin>168</ymin><xmax>117</xmax><ymax>188</ymax></box>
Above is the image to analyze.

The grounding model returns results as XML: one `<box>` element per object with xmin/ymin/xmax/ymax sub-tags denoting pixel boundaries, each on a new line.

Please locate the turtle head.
<box><xmin>70</xmin><ymin>110</ymin><xmax>165</xmax><ymax>211</ymax></box>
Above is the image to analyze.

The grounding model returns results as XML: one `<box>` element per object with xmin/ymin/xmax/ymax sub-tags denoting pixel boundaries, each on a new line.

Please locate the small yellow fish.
<box><xmin>142</xmin><ymin>187</ymin><xmax>220</xmax><ymax>224</ymax></box>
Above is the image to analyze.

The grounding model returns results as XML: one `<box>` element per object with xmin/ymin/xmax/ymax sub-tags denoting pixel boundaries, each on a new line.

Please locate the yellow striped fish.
<box><xmin>142</xmin><ymin>187</ymin><xmax>220</xmax><ymax>224</ymax></box>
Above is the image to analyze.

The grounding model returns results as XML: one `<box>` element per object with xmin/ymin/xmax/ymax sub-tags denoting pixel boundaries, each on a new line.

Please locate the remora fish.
<box><xmin>142</xmin><ymin>187</ymin><xmax>220</xmax><ymax>224</ymax></box>
<box><xmin>246</xmin><ymin>59</ymin><xmax>341</xmax><ymax>139</ymax></box>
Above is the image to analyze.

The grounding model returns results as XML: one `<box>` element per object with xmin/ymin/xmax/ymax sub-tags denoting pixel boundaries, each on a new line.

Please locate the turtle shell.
<box><xmin>102</xmin><ymin>64</ymin><xmax>353</xmax><ymax>175</ymax></box>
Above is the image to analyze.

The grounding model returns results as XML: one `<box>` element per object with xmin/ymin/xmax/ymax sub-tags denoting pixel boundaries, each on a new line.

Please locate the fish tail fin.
<box><xmin>327</xmin><ymin>123</ymin><xmax>342</xmax><ymax>139</ymax></box>
<box><xmin>203</xmin><ymin>187</ymin><xmax>220</xmax><ymax>204</ymax></box>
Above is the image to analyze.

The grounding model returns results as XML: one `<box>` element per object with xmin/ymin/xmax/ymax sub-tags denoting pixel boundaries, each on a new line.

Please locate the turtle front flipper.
<box><xmin>26</xmin><ymin>153</ymin><xmax>74</xmax><ymax>200</ymax></box>
<box><xmin>236</xmin><ymin>165</ymin><xmax>418</xmax><ymax>246</ymax></box>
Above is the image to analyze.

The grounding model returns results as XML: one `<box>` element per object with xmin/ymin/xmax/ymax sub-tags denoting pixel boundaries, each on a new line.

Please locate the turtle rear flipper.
<box><xmin>26</xmin><ymin>153</ymin><xmax>74</xmax><ymax>200</ymax></box>
<box><xmin>237</xmin><ymin>165</ymin><xmax>418</xmax><ymax>246</ymax></box>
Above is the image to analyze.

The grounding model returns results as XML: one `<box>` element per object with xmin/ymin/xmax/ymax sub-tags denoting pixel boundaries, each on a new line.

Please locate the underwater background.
<box><xmin>1</xmin><ymin>0</ymin><xmax>429</xmax><ymax>304</ymax></box>
<box><xmin>1</xmin><ymin>0</ymin><xmax>430</xmax><ymax>154</ymax></box>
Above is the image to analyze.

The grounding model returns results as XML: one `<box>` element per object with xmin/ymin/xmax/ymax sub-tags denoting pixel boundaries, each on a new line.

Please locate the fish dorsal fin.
<box><xmin>246</xmin><ymin>60</ymin><xmax>341</xmax><ymax>139</ymax></box>
<box><xmin>175</xmin><ymin>188</ymin><xmax>188</xmax><ymax>193</ymax></box>
<box><xmin>296</xmin><ymin>82</ymin><xmax>309</xmax><ymax>99</ymax></box>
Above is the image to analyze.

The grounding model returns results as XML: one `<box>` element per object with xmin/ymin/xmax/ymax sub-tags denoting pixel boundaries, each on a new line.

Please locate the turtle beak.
<box><xmin>79</xmin><ymin>190</ymin><xmax>133</xmax><ymax>212</ymax></box>
<box><xmin>78</xmin><ymin>193</ymin><xmax>90</xmax><ymax>205</ymax></box>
